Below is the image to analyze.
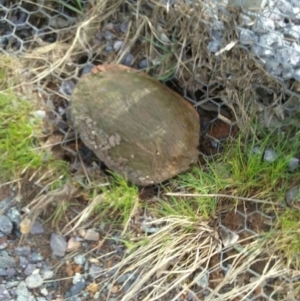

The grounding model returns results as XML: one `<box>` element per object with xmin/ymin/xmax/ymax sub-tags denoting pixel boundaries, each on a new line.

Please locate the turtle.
<box><xmin>70</xmin><ymin>64</ymin><xmax>200</xmax><ymax>186</ymax></box>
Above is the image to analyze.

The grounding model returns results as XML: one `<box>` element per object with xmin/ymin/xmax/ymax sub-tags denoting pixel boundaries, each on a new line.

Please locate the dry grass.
<box><xmin>2</xmin><ymin>0</ymin><xmax>300</xmax><ymax>300</ymax></box>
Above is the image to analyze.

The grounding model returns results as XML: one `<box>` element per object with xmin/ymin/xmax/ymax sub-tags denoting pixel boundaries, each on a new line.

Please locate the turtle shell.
<box><xmin>70</xmin><ymin>64</ymin><xmax>200</xmax><ymax>185</ymax></box>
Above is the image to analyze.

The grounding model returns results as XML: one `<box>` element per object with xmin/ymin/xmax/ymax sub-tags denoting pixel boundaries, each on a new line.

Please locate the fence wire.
<box><xmin>0</xmin><ymin>0</ymin><xmax>300</xmax><ymax>300</ymax></box>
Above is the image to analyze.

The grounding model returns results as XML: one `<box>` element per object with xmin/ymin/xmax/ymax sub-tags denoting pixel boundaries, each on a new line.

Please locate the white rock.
<box><xmin>259</xmin><ymin>32</ymin><xmax>284</xmax><ymax>46</ymax></box>
<box><xmin>253</xmin><ymin>17</ymin><xmax>275</xmax><ymax>33</ymax></box>
<box><xmin>288</xmin><ymin>157</ymin><xmax>299</xmax><ymax>172</ymax></box>
<box><xmin>263</xmin><ymin>148</ymin><xmax>277</xmax><ymax>163</ymax></box>
<box><xmin>239</xmin><ymin>29</ymin><xmax>257</xmax><ymax>45</ymax></box>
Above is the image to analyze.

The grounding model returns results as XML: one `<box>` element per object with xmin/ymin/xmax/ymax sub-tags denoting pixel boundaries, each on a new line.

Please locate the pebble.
<box><xmin>80</xmin><ymin>63</ymin><xmax>94</xmax><ymax>76</ymax></box>
<box><xmin>120</xmin><ymin>22</ymin><xmax>128</xmax><ymax>33</ymax></box>
<box><xmin>74</xmin><ymin>254</ymin><xmax>86</xmax><ymax>265</ymax></box>
<box><xmin>288</xmin><ymin>157</ymin><xmax>299</xmax><ymax>172</ymax></box>
<box><xmin>19</xmin><ymin>256</ymin><xmax>29</xmax><ymax>268</ymax></box>
<box><xmin>88</xmin><ymin>264</ymin><xmax>103</xmax><ymax>279</ymax></box>
<box><xmin>16</xmin><ymin>281</ymin><xmax>30</xmax><ymax>297</ymax></box>
<box><xmin>59</xmin><ymin>80</ymin><xmax>76</xmax><ymax>96</ymax></box>
<box><xmin>15</xmin><ymin>246</ymin><xmax>31</xmax><ymax>256</ymax></box>
<box><xmin>0</xmin><ymin>284</ymin><xmax>10</xmax><ymax>301</ymax></box>
<box><xmin>138</xmin><ymin>59</ymin><xmax>148</xmax><ymax>69</ymax></box>
<box><xmin>49</xmin><ymin>16</ymin><xmax>74</xmax><ymax>29</ymax></box>
<box><xmin>194</xmin><ymin>270</ymin><xmax>209</xmax><ymax>288</ymax></box>
<box><xmin>0</xmin><ymin>215</ymin><xmax>13</xmax><ymax>235</ymax></box>
<box><xmin>30</xmin><ymin>252</ymin><xmax>43</xmax><ymax>262</ymax></box>
<box><xmin>0</xmin><ymin>252</ymin><xmax>16</xmax><ymax>269</ymax></box>
<box><xmin>50</xmin><ymin>233</ymin><xmax>67</xmax><ymax>257</ymax></box>
<box><xmin>6</xmin><ymin>207</ymin><xmax>21</xmax><ymax>224</ymax></box>
<box><xmin>263</xmin><ymin>148</ymin><xmax>277</xmax><ymax>163</ymax></box>
<box><xmin>70</xmin><ymin>276</ymin><xmax>86</xmax><ymax>296</ymax></box>
<box><xmin>121</xmin><ymin>53</ymin><xmax>134</xmax><ymax>66</ymax></box>
<box><xmin>24</xmin><ymin>264</ymin><xmax>37</xmax><ymax>276</ymax></box>
<box><xmin>41</xmin><ymin>269</ymin><xmax>54</xmax><ymax>280</ymax></box>
<box><xmin>0</xmin><ymin>197</ymin><xmax>13</xmax><ymax>211</ymax></box>
<box><xmin>113</xmin><ymin>40</ymin><xmax>123</xmax><ymax>51</ymax></box>
<box><xmin>6</xmin><ymin>267</ymin><xmax>16</xmax><ymax>278</ymax></box>
<box><xmin>286</xmin><ymin>186</ymin><xmax>300</xmax><ymax>208</ymax></box>
<box><xmin>67</xmin><ymin>237</ymin><xmax>82</xmax><ymax>252</ymax></box>
<box><xmin>84</xmin><ymin>229</ymin><xmax>100</xmax><ymax>241</ymax></box>
<box><xmin>104</xmin><ymin>30</ymin><xmax>113</xmax><ymax>41</ymax></box>
<box><xmin>30</xmin><ymin>220</ymin><xmax>44</xmax><ymax>235</ymax></box>
<box><xmin>25</xmin><ymin>272</ymin><xmax>43</xmax><ymax>288</ymax></box>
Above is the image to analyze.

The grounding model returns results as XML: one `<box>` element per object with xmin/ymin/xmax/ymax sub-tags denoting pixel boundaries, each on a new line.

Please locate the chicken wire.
<box><xmin>0</xmin><ymin>0</ymin><xmax>300</xmax><ymax>300</ymax></box>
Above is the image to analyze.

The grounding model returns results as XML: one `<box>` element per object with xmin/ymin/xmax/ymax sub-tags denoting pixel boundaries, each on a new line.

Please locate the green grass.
<box><xmin>167</xmin><ymin>124</ymin><xmax>300</xmax><ymax>267</ymax></box>
<box><xmin>0</xmin><ymin>91</ymin><xmax>45</xmax><ymax>180</ymax></box>
<box><xmin>58</xmin><ymin>0</ymin><xmax>84</xmax><ymax>15</ymax></box>
<box><xmin>93</xmin><ymin>172</ymin><xmax>140</xmax><ymax>227</ymax></box>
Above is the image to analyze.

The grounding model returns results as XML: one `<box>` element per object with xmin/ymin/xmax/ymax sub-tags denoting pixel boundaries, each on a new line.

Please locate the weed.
<box><xmin>58</xmin><ymin>0</ymin><xmax>84</xmax><ymax>15</ymax></box>
<box><xmin>169</xmin><ymin>124</ymin><xmax>300</xmax><ymax>268</ymax></box>
<box><xmin>93</xmin><ymin>172</ymin><xmax>139</xmax><ymax>228</ymax></box>
<box><xmin>0</xmin><ymin>91</ymin><xmax>44</xmax><ymax>180</ymax></box>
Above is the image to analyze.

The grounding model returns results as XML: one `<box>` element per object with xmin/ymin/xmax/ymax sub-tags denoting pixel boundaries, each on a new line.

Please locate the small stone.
<box><xmin>74</xmin><ymin>254</ymin><xmax>86</xmax><ymax>265</ymax></box>
<box><xmin>80</xmin><ymin>64</ymin><xmax>94</xmax><ymax>77</ymax></box>
<box><xmin>41</xmin><ymin>269</ymin><xmax>54</xmax><ymax>280</ymax></box>
<box><xmin>277</xmin><ymin>0</ymin><xmax>294</xmax><ymax>15</ymax></box>
<box><xmin>113</xmin><ymin>40</ymin><xmax>123</xmax><ymax>51</ymax></box>
<box><xmin>88</xmin><ymin>264</ymin><xmax>103</xmax><ymax>279</ymax></box>
<box><xmin>293</xmin><ymin>68</ymin><xmax>300</xmax><ymax>81</ymax></box>
<box><xmin>239</xmin><ymin>29</ymin><xmax>257</xmax><ymax>45</ymax></box>
<box><xmin>288</xmin><ymin>157</ymin><xmax>299</xmax><ymax>172</ymax></box>
<box><xmin>194</xmin><ymin>270</ymin><xmax>209</xmax><ymax>288</ymax></box>
<box><xmin>138</xmin><ymin>59</ymin><xmax>148</xmax><ymax>69</ymax></box>
<box><xmin>78</xmin><ymin>229</ymin><xmax>86</xmax><ymax>238</ymax></box>
<box><xmin>59</xmin><ymin>80</ymin><xmax>76</xmax><ymax>96</ymax></box>
<box><xmin>104</xmin><ymin>30</ymin><xmax>113</xmax><ymax>41</ymax></box>
<box><xmin>0</xmin><ymin>215</ymin><xmax>13</xmax><ymax>235</ymax></box>
<box><xmin>207</xmin><ymin>39</ymin><xmax>221</xmax><ymax>53</ymax></box>
<box><xmin>105</xmin><ymin>23</ymin><xmax>114</xmax><ymax>31</ymax></box>
<box><xmin>19</xmin><ymin>256</ymin><xmax>29</xmax><ymax>268</ymax></box>
<box><xmin>70</xmin><ymin>279</ymin><xmax>86</xmax><ymax>296</ymax></box>
<box><xmin>32</xmin><ymin>110</ymin><xmax>46</xmax><ymax>120</ymax></box>
<box><xmin>50</xmin><ymin>233</ymin><xmax>67</xmax><ymax>257</ymax></box>
<box><xmin>84</xmin><ymin>229</ymin><xmax>100</xmax><ymax>241</ymax></box>
<box><xmin>265</xmin><ymin>60</ymin><xmax>282</xmax><ymax>76</ymax></box>
<box><xmin>117</xmin><ymin>272</ymin><xmax>137</xmax><ymax>284</ymax></box>
<box><xmin>6</xmin><ymin>207</ymin><xmax>21</xmax><ymax>224</ymax></box>
<box><xmin>16</xmin><ymin>281</ymin><xmax>30</xmax><ymax>297</ymax></box>
<box><xmin>6</xmin><ymin>267</ymin><xmax>16</xmax><ymax>278</ymax></box>
<box><xmin>15</xmin><ymin>246</ymin><xmax>31</xmax><ymax>256</ymax></box>
<box><xmin>49</xmin><ymin>16</ymin><xmax>74</xmax><ymax>28</ymax></box>
<box><xmin>30</xmin><ymin>220</ymin><xmax>44</xmax><ymax>235</ymax></box>
<box><xmin>253</xmin><ymin>17</ymin><xmax>275</xmax><ymax>33</ymax></box>
<box><xmin>0</xmin><ymin>284</ymin><xmax>10</xmax><ymax>301</ymax></box>
<box><xmin>39</xmin><ymin>287</ymin><xmax>48</xmax><ymax>296</ymax></box>
<box><xmin>24</xmin><ymin>264</ymin><xmax>37</xmax><ymax>276</ymax></box>
<box><xmin>219</xmin><ymin>226</ymin><xmax>239</xmax><ymax>247</ymax></box>
<box><xmin>259</xmin><ymin>33</ymin><xmax>283</xmax><ymax>47</ymax></box>
<box><xmin>121</xmin><ymin>53</ymin><xmax>134</xmax><ymax>66</ymax></box>
<box><xmin>263</xmin><ymin>149</ymin><xmax>277</xmax><ymax>163</ymax></box>
<box><xmin>120</xmin><ymin>22</ymin><xmax>128</xmax><ymax>33</ymax></box>
<box><xmin>0</xmin><ymin>268</ymin><xmax>6</xmax><ymax>276</ymax></box>
<box><xmin>25</xmin><ymin>273</ymin><xmax>43</xmax><ymax>288</ymax></box>
<box><xmin>0</xmin><ymin>198</ymin><xmax>13</xmax><ymax>211</ymax></box>
<box><xmin>105</xmin><ymin>43</ymin><xmax>113</xmax><ymax>53</ymax></box>
<box><xmin>286</xmin><ymin>186</ymin><xmax>300</xmax><ymax>208</ymax></box>
<box><xmin>0</xmin><ymin>251</ymin><xmax>16</xmax><ymax>268</ymax></box>
<box><xmin>29</xmin><ymin>252</ymin><xmax>43</xmax><ymax>262</ymax></box>
<box><xmin>66</xmin><ymin>237</ymin><xmax>81</xmax><ymax>252</ymax></box>
<box><xmin>70</xmin><ymin>276</ymin><xmax>86</xmax><ymax>296</ymax></box>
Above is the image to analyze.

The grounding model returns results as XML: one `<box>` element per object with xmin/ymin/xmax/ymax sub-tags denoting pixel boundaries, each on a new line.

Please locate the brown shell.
<box><xmin>70</xmin><ymin>64</ymin><xmax>200</xmax><ymax>185</ymax></box>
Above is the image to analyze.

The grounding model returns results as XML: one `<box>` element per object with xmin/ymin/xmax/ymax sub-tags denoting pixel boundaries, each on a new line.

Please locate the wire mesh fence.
<box><xmin>1</xmin><ymin>0</ymin><xmax>300</xmax><ymax>300</ymax></box>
